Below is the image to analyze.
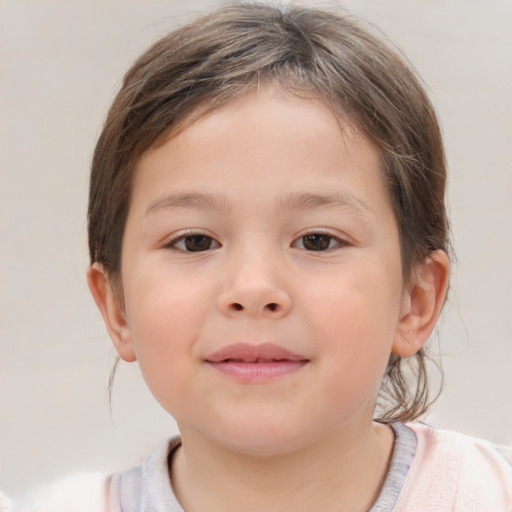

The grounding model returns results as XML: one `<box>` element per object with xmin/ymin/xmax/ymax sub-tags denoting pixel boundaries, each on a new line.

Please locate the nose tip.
<box><xmin>217</xmin><ymin>251</ymin><xmax>292</xmax><ymax>319</ymax></box>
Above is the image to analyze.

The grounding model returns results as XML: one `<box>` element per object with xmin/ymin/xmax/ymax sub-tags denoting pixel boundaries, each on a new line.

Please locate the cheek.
<box><xmin>123</xmin><ymin>287</ymin><xmax>202</xmax><ymax>413</ymax></box>
<box><xmin>123</xmin><ymin>271</ymin><xmax>211</xmax><ymax>371</ymax></box>
<box><xmin>302</xmin><ymin>261</ymin><xmax>403</xmax><ymax>371</ymax></box>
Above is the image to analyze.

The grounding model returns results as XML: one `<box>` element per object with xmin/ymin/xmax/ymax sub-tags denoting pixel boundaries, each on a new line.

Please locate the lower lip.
<box><xmin>206</xmin><ymin>360</ymin><xmax>308</xmax><ymax>381</ymax></box>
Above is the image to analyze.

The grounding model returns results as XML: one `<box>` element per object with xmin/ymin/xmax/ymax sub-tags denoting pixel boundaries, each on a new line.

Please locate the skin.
<box><xmin>88</xmin><ymin>85</ymin><xmax>449</xmax><ymax>511</ymax></box>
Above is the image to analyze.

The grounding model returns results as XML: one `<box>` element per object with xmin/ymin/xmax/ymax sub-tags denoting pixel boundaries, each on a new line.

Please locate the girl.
<box><xmin>21</xmin><ymin>2</ymin><xmax>512</xmax><ymax>510</ymax></box>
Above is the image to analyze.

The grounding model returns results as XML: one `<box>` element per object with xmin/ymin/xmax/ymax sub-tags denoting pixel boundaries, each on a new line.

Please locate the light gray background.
<box><xmin>1</xmin><ymin>0</ymin><xmax>511</xmax><ymax>498</ymax></box>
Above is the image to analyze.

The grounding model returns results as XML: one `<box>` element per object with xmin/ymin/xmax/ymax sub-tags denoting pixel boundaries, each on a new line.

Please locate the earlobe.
<box><xmin>86</xmin><ymin>264</ymin><xmax>137</xmax><ymax>362</ymax></box>
<box><xmin>393</xmin><ymin>250</ymin><xmax>450</xmax><ymax>358</ymax></box>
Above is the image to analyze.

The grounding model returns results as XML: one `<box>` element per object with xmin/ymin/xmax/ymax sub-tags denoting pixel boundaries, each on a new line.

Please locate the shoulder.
<box><xmin>9</xmin><ymin>473</ymin><xmax>120</xmax><ymax>512</ymax></box>
<box><xmin>395</xmin><ymin>422</ymin><xmax>512</xmax><ymax>511</ymax></box>
<box><xmin>10</xmin><ymin>437</ymin><xmax>181</xmax><ymax>512</ymax></box>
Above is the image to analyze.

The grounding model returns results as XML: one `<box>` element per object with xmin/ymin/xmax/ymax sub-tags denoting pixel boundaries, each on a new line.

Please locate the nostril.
<box><xmin>232</xmin><ymin>303</ymin><xmax>244</xmax><ymax>311</ymax></box>
<box><xmin>266</xmin><ymin>303</ymin><xmax>278</xmax><ymax>312</ymax></box>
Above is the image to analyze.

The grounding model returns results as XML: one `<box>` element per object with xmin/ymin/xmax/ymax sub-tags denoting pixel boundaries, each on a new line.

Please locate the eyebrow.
<box><xmin>145</xmin><ymin>192</ymin><xmax>230</xmax><ymax>216</ymax></box>
<box><xmin>277</xmin><ymin>192</ymin><xmax>374</xmax><ymax>217</ymax></box>
<box><xmin>145</xmin><ymin>190</ymin><xmax>374</xmax><ymax>217</ymax></box>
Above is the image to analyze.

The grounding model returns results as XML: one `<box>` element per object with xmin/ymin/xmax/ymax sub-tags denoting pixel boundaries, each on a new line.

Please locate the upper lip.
<box><xmin>205</xmin><ymin>343</ymin><xmax>308</xmax><ymax>363</ymax></box>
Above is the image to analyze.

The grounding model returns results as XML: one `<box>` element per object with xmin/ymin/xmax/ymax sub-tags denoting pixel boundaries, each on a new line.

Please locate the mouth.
<box><xmin>205</xmin><ymin>343</ymin><xmax>309</xmax><ymax>381</ymax></box>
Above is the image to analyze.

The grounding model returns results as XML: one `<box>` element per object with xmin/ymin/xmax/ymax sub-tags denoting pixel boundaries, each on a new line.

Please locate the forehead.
<box><xmin>130</xmin><ymin>85</ymin><xmax>389</xmax><ymax>216</ymax></box>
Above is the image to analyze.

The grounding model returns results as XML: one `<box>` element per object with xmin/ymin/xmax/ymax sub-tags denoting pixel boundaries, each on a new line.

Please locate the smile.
<box><xmin>205</xmin><ymin>343</ymin><xmax>309</xmax><ymax>381</ymax></box>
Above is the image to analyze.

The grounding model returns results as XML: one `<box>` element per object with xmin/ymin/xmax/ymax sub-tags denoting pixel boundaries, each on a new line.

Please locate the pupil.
<box><xmin>185</xmin><ymin>235</ymin><xmax>211</xmax><ymax>251</ymax></box>
<box><xmin>303</xmin><ymin>234</ymin><xmax>330</xmax><ymax>251</ymax></box>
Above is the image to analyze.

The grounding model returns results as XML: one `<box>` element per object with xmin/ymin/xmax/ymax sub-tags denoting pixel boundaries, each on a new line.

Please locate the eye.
<box><xmin>167</xmin><ymin>234</ymin><xmax>220</xmax><ymax>252</ymax></box>
<box><xmin>294</xmin><ymin>233</ymin><xmax>346</xmax><ymax>252</ymax></box>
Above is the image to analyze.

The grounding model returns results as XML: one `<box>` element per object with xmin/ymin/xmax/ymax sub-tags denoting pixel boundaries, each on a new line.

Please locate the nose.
<box><xmin>217</xmin><ymin>254</ymin><xmax>292</xmax><ymax>319</ymax></box>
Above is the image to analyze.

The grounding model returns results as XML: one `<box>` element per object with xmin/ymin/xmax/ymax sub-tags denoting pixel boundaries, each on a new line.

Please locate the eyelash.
<box><xmin>292</xmin><ymin>232</ymin><xmax>348</xmax><ymax>252</ymax></box>
<box><xmin>163</xmin><ymin>231</ymin><xmax>349</xmax><ymax>253</ymax></box>
<box><xmin>164</xmin><ymin>232</ymin><xmax>221</xmax><ymax>252</ymax></box>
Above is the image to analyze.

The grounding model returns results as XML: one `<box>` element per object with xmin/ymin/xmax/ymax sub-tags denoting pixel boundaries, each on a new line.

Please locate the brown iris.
<box><xmin>183</xmin><ymin>235</ymin><xmax>214</xmax><ymax>251</ymax></box>
<box><xmin>302</xmin><ymin>234</ymin><xmax>332</xmax><ymax>251</ymax></box>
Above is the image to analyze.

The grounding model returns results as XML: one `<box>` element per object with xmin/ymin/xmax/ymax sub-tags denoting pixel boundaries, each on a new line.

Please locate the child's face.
<box><xmin>115</xmin><ymin>86</ymin><xmax>411</xmax><ymax>454</ymax></box>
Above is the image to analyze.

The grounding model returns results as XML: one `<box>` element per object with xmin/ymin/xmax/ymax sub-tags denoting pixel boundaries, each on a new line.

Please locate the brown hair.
<box><xmin>89</xmin><ymin>2</ymin><xmax>450</xmax><ymax>422</ymax></box>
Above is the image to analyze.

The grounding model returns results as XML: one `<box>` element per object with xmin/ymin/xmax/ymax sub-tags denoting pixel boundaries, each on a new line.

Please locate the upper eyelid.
<box><xmin>293</xmin><ymin>229</ymin><xmax>350</xmax><ymax>243</ymax></box>
<box><xmin>164</xmin><ymin>228</ymin><xmax>215</xmax><ymax>239</ymax></box>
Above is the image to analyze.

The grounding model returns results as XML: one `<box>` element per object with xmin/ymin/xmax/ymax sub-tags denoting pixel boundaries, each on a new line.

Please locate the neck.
<box><xmin>170</xmin><ymin>421</ymin><xmax>394</xmax><ymax>512</ymax></box>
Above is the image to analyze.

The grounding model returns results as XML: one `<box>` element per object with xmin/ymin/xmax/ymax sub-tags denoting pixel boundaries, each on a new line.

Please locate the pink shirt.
<box><xmin>394</xmin><ymin>423</ymin><xmax>512</xmax><ymax>511</ymax></box>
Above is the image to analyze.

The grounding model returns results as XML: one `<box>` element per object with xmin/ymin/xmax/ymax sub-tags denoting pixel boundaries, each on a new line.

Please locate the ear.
<box><xmin>86</xmin><ymin>264</ymin><xmax>137</xmax><ymax>362</ymax></box>
<box><xmin>393</xmin><ymin>250</ymin><xmax>450</xmax><ymax>358</ymax></box>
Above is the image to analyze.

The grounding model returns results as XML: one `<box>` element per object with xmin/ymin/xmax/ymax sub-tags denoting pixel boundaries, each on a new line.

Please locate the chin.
<box><xmin>205</xmin><ymin>417</ymin><xmax>321</xmax><ymax>458</ymax></box>
<box><xmin>220</xmin><ymin>435</ymin><xmax>301</xmax><ymax>458</ymax></box>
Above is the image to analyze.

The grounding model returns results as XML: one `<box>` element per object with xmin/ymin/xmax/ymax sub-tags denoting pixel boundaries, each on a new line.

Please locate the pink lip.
<box><xmin>205</xmin><ymin>343</ymin><xmax>309</xmax><ymax>381</ymax></box>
